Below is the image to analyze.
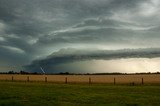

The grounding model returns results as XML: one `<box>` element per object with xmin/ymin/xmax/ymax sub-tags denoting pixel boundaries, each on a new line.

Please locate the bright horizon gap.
<box><xmin>0</xmin><ymin>58</ymin><xmax>160</xmax><ymax>74</ymax></box>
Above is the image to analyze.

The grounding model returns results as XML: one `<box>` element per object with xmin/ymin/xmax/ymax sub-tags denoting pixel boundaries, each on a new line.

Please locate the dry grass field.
<box><xmin>0</xmin><ymin>74</ymin><xmax>160</xmax><ymax>84</ymax></box>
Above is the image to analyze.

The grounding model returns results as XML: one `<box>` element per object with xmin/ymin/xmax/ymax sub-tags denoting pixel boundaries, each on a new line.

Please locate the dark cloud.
<box><xmin>37</xmin><ymin>18</ymin><xmax>158</xmax><ymax>47</ymax></box>
<box><xmin>0</xmin><ymin>46</ymin><xmax>30</xmax><ymax>66</ymax></box>
<box><xmin>0</xmin><ymin>0</ymin><xmax>160</xmax><ymax>72</ymax></box>
<box><xmin>25</xmin><ymin>48</ymin><xmax>160</xmax><ymax>73</ymax></box>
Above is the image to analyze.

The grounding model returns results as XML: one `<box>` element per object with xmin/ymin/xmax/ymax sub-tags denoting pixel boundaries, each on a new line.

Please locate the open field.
<box><xmin>0</xmin><ymin>74</ymin><xmax>160</xmax><ymax>84</ymax></box>
<box><xmin>0</xmin><ymin>81</ymin><xmax>160</xmax><ymax>106</ymax></box>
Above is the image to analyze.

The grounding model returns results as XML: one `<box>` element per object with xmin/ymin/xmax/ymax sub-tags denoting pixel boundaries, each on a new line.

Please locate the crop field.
<box><xmin>0</xmin><ymin>74</ymin><xmax>160</xmax><ymax>84</ymax></box>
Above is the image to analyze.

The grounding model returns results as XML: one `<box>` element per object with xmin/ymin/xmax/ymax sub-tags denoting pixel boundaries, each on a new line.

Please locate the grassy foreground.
<box><xmin>0</xmin><ymin>82</ymin><xmax>160</xmax><ymax>106</ymax></box>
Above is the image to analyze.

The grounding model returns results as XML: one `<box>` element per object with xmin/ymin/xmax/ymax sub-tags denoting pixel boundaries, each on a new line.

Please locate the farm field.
<box><xmin>0</xmin><ymin>74</ymin><xmax>160</xmax><ymax>84</ymax></box>
<box><xmin>0</xmin><ymin>81</ymin><xmax>160</xmax><ymax>106</ymax></box>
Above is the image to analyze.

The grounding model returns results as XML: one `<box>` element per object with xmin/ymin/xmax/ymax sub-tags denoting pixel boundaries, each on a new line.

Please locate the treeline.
<box><xmin>0</xmin><ymin>71</ymin><xmax>160</xmax><ymax>75</ymax></box>
<box><xmin>0</xmin><ymin>71</ymin><xmax>39</xmax><ymax>75</ymax></box>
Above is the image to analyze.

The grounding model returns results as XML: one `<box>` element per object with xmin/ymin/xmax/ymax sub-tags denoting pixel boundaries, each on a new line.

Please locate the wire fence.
<box><xmin>0</xmin><ymin>74</ymin><xmax>160</xmax><ymax>85</ymax></box>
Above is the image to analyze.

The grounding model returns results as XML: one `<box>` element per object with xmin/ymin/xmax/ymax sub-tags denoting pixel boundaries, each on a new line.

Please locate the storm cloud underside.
<box><xmin>0</xmin><ymin>0</ymin><xmax>160</xmax><ymax>72</ymax></box>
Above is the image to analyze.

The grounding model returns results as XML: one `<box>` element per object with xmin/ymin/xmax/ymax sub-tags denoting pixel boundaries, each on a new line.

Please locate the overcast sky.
<box><xmin>0</xmin><ymin>0</ymin><xmax>160</xmax><ymax>72</ymax></box>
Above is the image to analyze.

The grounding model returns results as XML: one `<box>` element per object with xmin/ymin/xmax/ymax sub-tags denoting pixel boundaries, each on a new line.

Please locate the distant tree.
<box><xmin>8</xmin><ymin>71</ymin><xmax>14</xmax><ymax>74</ymax></box>
<box><xmin>20</xmin><ymin>70</ymin><xmax>29</xmax><ymax>74</ymax></box>
<box><xmin>59</xmin><ymin>72</ymin><xmax>69</xmax><ymax>75</ymax></box>
<box><xmin>32</xmin><ymin>72</ymin><xmax>38</xmax><ymax>74</ymax></box>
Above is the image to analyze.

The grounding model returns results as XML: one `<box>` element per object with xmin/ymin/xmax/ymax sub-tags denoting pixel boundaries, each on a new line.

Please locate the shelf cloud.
<box><xmin>25</xmin><ymin>48</ymin><xmax>160</xmax><ymax>73</ymax></box>
<box><xmin>0</xmin><ymin>0</ymin><xmax>160</xmax><ymax>72</ymax></box>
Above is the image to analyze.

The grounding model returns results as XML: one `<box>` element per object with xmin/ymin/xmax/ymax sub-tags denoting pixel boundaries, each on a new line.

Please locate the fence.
<box><xmin>0</xmin><ymin>74</ymin><xmax>160</xmax><ymax>84</ymax></box>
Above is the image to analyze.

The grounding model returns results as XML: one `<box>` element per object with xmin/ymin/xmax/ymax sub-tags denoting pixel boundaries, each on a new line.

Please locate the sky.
<box><xmin>0</xmin><ymin>0</ymin><xmax>160</xmax><ymax>73</ymax></box>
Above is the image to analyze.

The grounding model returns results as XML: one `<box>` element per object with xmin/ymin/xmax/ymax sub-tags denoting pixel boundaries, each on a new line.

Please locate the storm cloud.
<box><xmin>0</xmin><ymin>0</ymin><xmax>160</xmax><ymax>72</ymax></box>
<box><xmin>26</xmin><ymin>48</ymin><xmax>160</xmax><ymax>73</ymax></box>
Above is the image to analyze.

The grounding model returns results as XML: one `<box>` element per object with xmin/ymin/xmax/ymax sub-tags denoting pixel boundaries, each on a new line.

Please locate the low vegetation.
<box><xmin>1</xmin><ymin>71</ymin><xmax>160</xmax><ymax>75</ymax></box>
<box><xmin>0</xmin><ymin>81</ymin><xmax>160</xmax><ymax>106</ymax></box>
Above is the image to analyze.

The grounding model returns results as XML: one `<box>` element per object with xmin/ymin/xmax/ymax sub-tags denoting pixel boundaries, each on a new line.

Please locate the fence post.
<box><xmin>89</xmin><ymin>77</ymin><xmax>91</xmax><ymax>84</ymax></box>
<box><xmin>114</xmin><ymin>78</ymin><xmax>116</xmax><ymax>85</ymax></box>
<box><xmin>27</xmin><ymin>76</ymin><xmax>29</xmax><ymax>82</ymax></box>
<box><xmin>12</xmin><ymin>76</ymin><xmax>13</xmax><ymax>82</ymax></box>
<box><xmin>45</xmin><ymin>77</ymin><xmax>47</xmax><ymax>82</ymax></box>
<box><xmin>65</xmin><ymin>77</ymin><xmax>67</xmax><ymax>84</ymax></box>
<box><xmin>142</xmin><ymin>78</ymin><xmax>144</xmax><ymax>85</ymax></box>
